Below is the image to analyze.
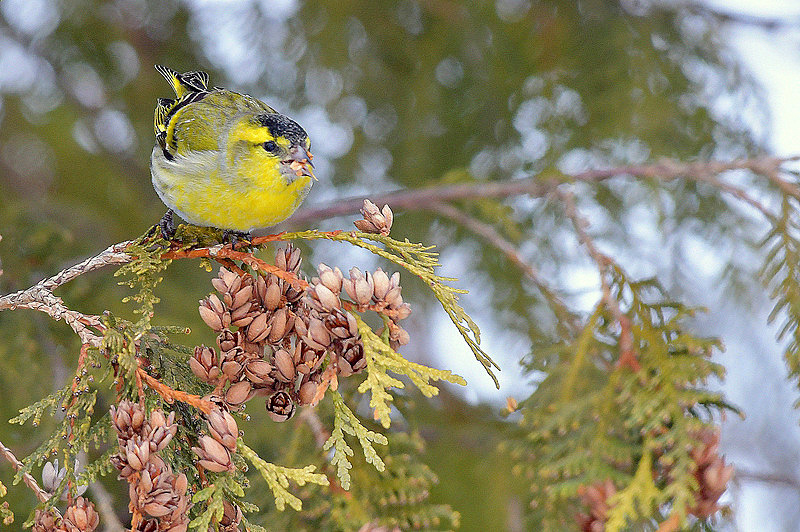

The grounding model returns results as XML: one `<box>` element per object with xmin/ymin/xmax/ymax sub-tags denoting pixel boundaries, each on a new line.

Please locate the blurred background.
<box><xmin>1</xmin><ymin>0</ymin><xmax>799</xmax><ymax>530</ymax></box>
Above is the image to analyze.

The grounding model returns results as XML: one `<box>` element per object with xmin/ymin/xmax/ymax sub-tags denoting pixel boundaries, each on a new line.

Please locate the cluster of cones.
<box><xmin>109</xmin><ymin>401</ymin><xmax>189</xmax><ymax>532</ymax></box>
<box><xmin>194</xmin><ymin>243</ymin><xmax>411</xmax><ymax>421</ymax></box>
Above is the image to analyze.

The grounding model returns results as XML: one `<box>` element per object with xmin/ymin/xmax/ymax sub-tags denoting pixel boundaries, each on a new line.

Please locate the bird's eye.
<box><xmin>263</xmin><ymin>140</ymin><xmax>279</xmax><ymax>153</ymax></box>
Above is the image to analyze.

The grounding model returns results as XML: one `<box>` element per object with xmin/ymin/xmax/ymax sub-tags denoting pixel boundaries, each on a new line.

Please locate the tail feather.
<box><xmin>155</xmin><ymin>64</ymin><xmax>210</xmax><ymax>97</ymax></box>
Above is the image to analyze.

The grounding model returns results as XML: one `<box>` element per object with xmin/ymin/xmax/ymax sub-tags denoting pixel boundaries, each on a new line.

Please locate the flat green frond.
<box><xmin>238</xmin><ymin>442</ymin><xmax>328</xmax><ymax>511</ymax></box>
<box><xmin>354</xmin><ymin>315</ymin><xmax>465</xmax><ymax>427</ymax></box>
<box><xmin>276</xmin><ymin>229</ymin><xmax>498</xmax><ymax>386</ymax></box>
<box><xmin>605</xmin><ymin>448</ymin><xmax>660</xmax><ymax>532</ymax></box>
<box><xmin>9</xmin><ymin>381</ymin><xmax>73</xmax><ymax>425</ymax></box>
<box><xmin>323</xmin><ymin>391</ymin><xmax>388</xmax><ymax>490</ymax></box>
<box><xmin>188</xmin><ymin>482</ymin><xmax>225</xmax><ymax>530</ymax></box>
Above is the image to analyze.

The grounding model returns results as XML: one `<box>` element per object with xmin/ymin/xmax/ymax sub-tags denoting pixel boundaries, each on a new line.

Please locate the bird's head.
<box><xmin>226</xmin><ymin>112</ymin><xmax>315</xmax><ymax>184</ymax></box>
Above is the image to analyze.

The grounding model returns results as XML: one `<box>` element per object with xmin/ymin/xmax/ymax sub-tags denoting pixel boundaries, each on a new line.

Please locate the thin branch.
<box><xmin>735</xmin><ymin>468</ymin><xmax>800</xmax><ymax>489</ymax></box>
<box><xmin>89</xmin><ymin>481</ymin><xmax>125</xmax><ymax>532</ymax></box>
<box><xmin>0</xmin><ymin>439</ymin><xmax>49</xmax><ymax>503</ymax></box>
<box><xmin>298</xmin><ymin>407</ymin><xmax>329</xmax><ymax>449</ymax></box>
<box><xmin>431</xmin><ymin>202</ymin><xmax>580</xmax><ymax>333</ymax></box>
<box><xmin>286</xmin><ymin>156</ymin><xmax>800</xmax><ymax>226</ymax></box>
<box><xmin>558</xmin><ymin>189</ymin><xmax>639</xmax><ymax>371</ymax></box>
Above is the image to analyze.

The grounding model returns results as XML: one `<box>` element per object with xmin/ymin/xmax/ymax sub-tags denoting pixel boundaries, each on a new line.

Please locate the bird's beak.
<box><xmin>288</xmin><ymin>145</ymin><xmax>316</xmax><ymax>181</ymax></box>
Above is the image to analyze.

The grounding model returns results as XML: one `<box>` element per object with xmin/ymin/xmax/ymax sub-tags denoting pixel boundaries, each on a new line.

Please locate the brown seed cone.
<box><xmin>336</xmin><ymin>338</ymin><xmax>366</xmax><ymax>377</ymax></box>
<box><xmin>244</xmin><ymin>311</ymin><xmax>271</xmax><ymax>343</ymax></box>
<box><xmin>206</xmin><ymin>408</ymin><xmax>239</xmax><ymax>452</ymax></box>
<box><xmin>122</xmin><ymin>436</ymin><xmax>151</xmax><ymax>472</ymax></box>
<box><xmin>296</xmin><ymin>343</ymin><xmax>326</xmax><ymax>375</ymax></box>
<box><xmin>131</xmin><ymin>460</ymin><xmax>189</xmax><ymax>522</ymax></box>
<box><xmin>316</xmin><ymin>263</ymin><xmax>344</xmax><ymax>294</ymax></box>
<box><xmin>297</xmin><ymin>314</ymin><xmax>333</xmax><ymax>351</ymax></box>
<box><xmin>111</xmin><ymin>400</ymin><xmax>147</xmax><ymax>441</ymax></box>
<box><xmin>307</xmin><ymin>282</ymin><xmax>341</xmax><ymax>313</ymax></box>
<box><xmin>189</xmin><ymin>345</ymin><xmax>221</xmax><ymax>384</ymax></box>
<box><xmin>33</xmin><ymin>508</ymin><xmax>61</xmax><ymax>532</ymax></box>
<box><xmin>134</xmin><ymin>519</ymin><xmax>159</xmax><ymax>532</ymax></box>
<box><xmin>325</xmin><ymin>308</ymin><xmax>358</xmax><ymax>341</ymax></box>
<box><xmin>61</xmin><ymin>496</ymin><xmax>99</xmax><ymax>532</ymax></box>
<box><xmin>275</xmin><ymin>244</ymin><xmax>302</xmax><ymax>274</ymax></box>
<box><xmin>689</xmin><ymin>428</ymin><xmax>734</xmax><ymax>518</ymax></box>
<box><xmin>273</xmin><ymin>348</ymin><xmax>297</xmax><ymax>383</ymax></box>
<box><xmin>211</xmin><ymin>267</ymin><xmax>243</xmax><ymax>296</ymax></box>
<box><xmin>297</xmin><ymin>380</ymin><xmax>319</xmax><ymax>405</ymax></box>
<box><xmin>199</xmin><ymin>294</ymin><xmax>229</xmax><ymax>331</ymax></box>
<box><xmin>267</xmin><ymin>307</ymin><xmax>294</xmax><ymax>344</ymax></box>
<box><xmin>385</xmin><ymin>322</ymin><xmax>410</xmax><ymax>347</ymax></box>
<box><xmin>244</xmin><ymin>359</ymin><xmax>275</xmax><ymax>386</ymax></box>
<box><xmin>266</xmin><ymin>390</ymin><xmax>296</xmax><ymax>422</ymax></box>
<box><xmin>224</xmin><ymin>380</ymin><xmax>253</xmax><ymax>407</ymax></box>
<box><xmin>219</xmin><ymin>345</ymin><xmax>250</xmax><ymax>381</ymax></box>
<box><xmin>147</xmin><ymin>410</ymin><xmax>177</xmax><ymax>452</ymax></box>
<box><xmin>217</xmin><ymin>330</ymin><xmax>242</xmax><ymax>353</ymax></box>
<box><xmin>576</xmin><ymin>480</ymin><xmax>616</xmax><ymax>532</ymax></box>
<box><xmin>344</xmin><ymin>267</ymin><xmax>374</xmax><ymax>306</ymax></box>
<box><xmin>219</xmin><ymin>500</ymin><xmax>243</xmax><ymax>531</ymax></box>
<box><xmin>353</xmin><ymin>200</ymin><xmax>393</xmax><ymax>236</ymax></box>
<box><xmin>192</xmin><ymin>435</ymin><xmax>234</xmax><ymax>473</ymax></box>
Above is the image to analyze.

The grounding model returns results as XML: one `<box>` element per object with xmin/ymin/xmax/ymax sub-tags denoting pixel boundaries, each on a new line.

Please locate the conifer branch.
<box><xmin>0</xmin><ymin>439</ymin><xmax>49</xmax><ymax>503</ymax></box>
<box><xmin>559</xmin><ymin>189</ymin><xmax>639</xmax><ymax>371</ymax></box>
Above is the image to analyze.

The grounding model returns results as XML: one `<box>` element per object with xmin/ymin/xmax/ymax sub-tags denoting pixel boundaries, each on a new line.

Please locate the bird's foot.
<box><xmin>159</xmin><ymin>210</ymin><xmax>176</xmax><ymax>240</ymax></box>
<box><xmin>221</xmin><ymin>230</ymin><xmax>252</xmax><ymax>247</ymax></box>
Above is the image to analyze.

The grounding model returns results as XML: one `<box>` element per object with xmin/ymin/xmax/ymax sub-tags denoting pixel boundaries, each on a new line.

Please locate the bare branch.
<box><xmin>0</xmin><ymin>439</ymin><xmax>49</xmax><ymax>503</ymax></box>
<box><xmin>286</xmin><ymin>156</ymin><xmax>800</xmax><ymax>226</ymax></box>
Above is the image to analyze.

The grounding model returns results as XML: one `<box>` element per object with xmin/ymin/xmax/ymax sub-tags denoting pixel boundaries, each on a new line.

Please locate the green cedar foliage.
<box><xmin>505</xmin><ymin>266</ymin><xmax>738</xmax><ymax>531</ymax></box>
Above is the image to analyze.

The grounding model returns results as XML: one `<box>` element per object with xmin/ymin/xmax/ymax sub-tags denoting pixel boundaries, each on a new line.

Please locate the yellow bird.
<box><xmin>151</xmin><ymin>65</ymin><xmax>315</xmax><ymax>239</ymax></box>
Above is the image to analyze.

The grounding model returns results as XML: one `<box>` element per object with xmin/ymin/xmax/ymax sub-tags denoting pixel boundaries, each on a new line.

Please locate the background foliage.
<box><xmin>0</xmin><ymin>0</ymin><xmax>794</xmax><ymax>530</ymax></box>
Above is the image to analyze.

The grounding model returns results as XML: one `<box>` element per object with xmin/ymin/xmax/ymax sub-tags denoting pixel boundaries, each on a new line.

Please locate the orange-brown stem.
<box><xmin>136</xmin><ymin>364</ymin><xmax>214</xmax><ymax>415</ymax></box>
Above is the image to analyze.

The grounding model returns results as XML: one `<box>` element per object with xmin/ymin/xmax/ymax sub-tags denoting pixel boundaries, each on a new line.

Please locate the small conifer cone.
<box><xmin>336</xmin><ymin>338</ymin><xmax>366</xmax><ymax>377</ymax></box>
<box><xmin>576</xmin><ymin>479</ymin><xmax>616</xmax><ymax>532</ymax></box>
<box><xmin>206</xmin><ymin>408</ymin><xmax>239</xmax><ymax>452</ymax></box>
<box><xmin>353</xmin><ymin>200</ymin><xmax>393</xmax><ymax>235</ymax></box>
<box><xmin>189</xmin><ymin>345</ymin><xmax>221</xmax><ymax>384</ymax></box>
<box><xmin>33</xmin><ymin>508</ymin><xmax>61</xmax><ymax>532</ymax></box>
<box><xmin>193</xmin><ymin>435</ymin><xmax>234</xmax><ymax>472</ymax></box>
<box><xmin>344</xmin><ymin>267</ymin><xmax>374</xmax><ymax>306</ymax></box>
<box><xmin>199</xmin><ymin>294</ymin><xmax>229</xmax><ymax>331</ymax></box>
<box><xmin>266</xmin><ymin>390</ymin><xmax>296</xmax><ymax>422</ymax></box>
<box><xmin>275</xmin><ymin>244</ymin><xmax>302</xmax><ymax>274</ymax></box>
<box><xmin>689</xmin><ymin>428</ymin><xmax>734</xmax><ymax>518</ymax></box>
<box><xmin>61</xmin><ymin>496</ymin><xmax>100</xmax><ymax>532</ymax></box>
<box><xmin>219</xmin><ymin>500</ymin><xmax>243</xmax><ymax>532</ymax></box>
<box><xmin>244</xmin><ymin>359</ymin><xmax>275</xmax><ymax>386</ymax></box>
<box><xmin>316</xmin><ymin>263</ymin><xmax>344</xmax><ymax>294</ymax></box>
<box><xmin>267</xmin><ymin>307</ymin><xmax>294</xmax><ymax>344</ymax></box>
<box><xmin>111</xmin><ymin>400</ymin><xmax>147</xmax><ymax>441</ymax></box>
<box><xmin>224</xmin><ymin>380</ymin><xmax>252</xmax><ymax>407</ymax></box>
<box><xmin>148</xmin><ymin>410</ymin><xmax>178</xmax><ymax>452</ymax></box>
<box><xmin>217</xmin><ymin>330</ymin><xmax>241</xmax><ymax>353</ymax></box>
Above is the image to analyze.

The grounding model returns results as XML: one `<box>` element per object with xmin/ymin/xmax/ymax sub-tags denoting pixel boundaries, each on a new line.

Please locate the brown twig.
<box><xmin>136</xmin><ymin>364</ymin><xmax>214</xmax><ymax>414</ymax></box>
<box><xmin>559</xmin><ymin>189</ymin><xmax>640</xmax><ymax>371</ymax></box>
<box><xmin>0</xmin><ymin>439</ymin><xmax>49</xmax><ymax>503</ymax></box>
<box><xmin>285</xmin><ymin>156</ymin><xmax>800</xmax><ymax>226</ymax></box>
<box><xmin>161</xmin><ymin>244</ymin><xmax>308</xmax><ymax>290</ymax></box>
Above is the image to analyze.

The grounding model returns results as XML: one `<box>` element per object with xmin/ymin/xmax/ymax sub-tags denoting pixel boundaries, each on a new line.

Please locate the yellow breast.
<box><xmin>151</xmin><ymin>147</ymin><xmax>312</xmax><ymax>232</ymax></box>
